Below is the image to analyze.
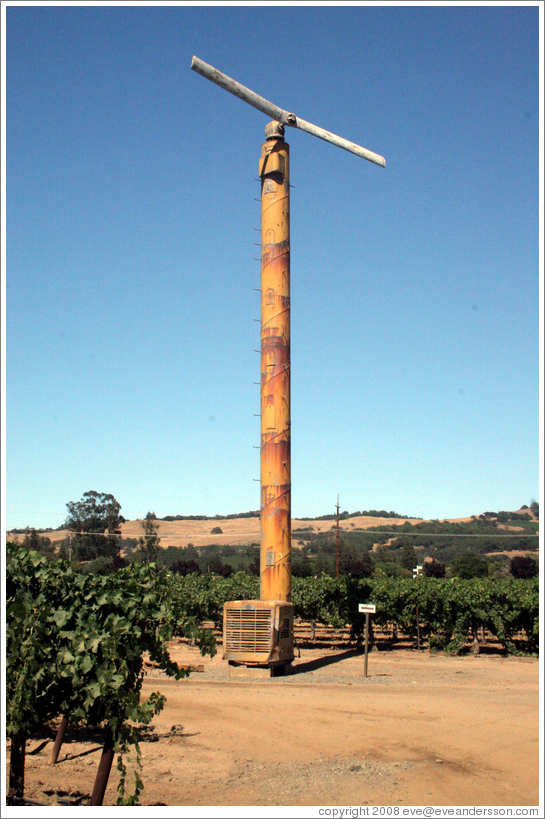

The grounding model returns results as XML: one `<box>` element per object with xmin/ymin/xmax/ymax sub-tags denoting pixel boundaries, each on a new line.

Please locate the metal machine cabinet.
<box><xmin>223</xmin><ymin>600</ymin><xmax>294</xmax><ymax>666</ymax></box>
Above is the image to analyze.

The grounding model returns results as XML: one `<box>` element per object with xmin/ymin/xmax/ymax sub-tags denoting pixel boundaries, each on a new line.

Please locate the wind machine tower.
<box><xmin>191</xmin><ymin>57</ymin><xmax>385</xmax><ymax>676</ymax></box>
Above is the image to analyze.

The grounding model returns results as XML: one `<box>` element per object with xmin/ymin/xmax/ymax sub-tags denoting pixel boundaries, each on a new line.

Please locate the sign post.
<box><xmin>358</xmin><ymin>603</ymin><xmax>376</xmax><ymax>678</ymax></box>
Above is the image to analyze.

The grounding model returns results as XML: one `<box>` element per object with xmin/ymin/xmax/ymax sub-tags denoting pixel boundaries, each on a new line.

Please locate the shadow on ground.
<box><xmin>291</xmin><ymin>648</ymin><xmax>362</xmax><ymax>674</ymax></box>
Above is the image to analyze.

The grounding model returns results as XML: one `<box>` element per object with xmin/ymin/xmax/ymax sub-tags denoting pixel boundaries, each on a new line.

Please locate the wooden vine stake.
<box><xmin>8</xmin><ymin>731</ymin><xmax>26</xmax><ymax>802</ymax></box>
<box><xmin>90</xmin><ymin>726</ymin><xmax>116</xmax><ymax>806</ymax></box>
<box><xmin>49</xmin><ymin>714</ymin><xmax>69</xmax><ymax>765</ymax></box>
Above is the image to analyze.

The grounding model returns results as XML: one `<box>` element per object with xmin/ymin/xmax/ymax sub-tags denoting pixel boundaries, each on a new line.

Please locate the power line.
<box><xmin>6</xmin><ymin>511</ymin><xmax>66</xmax><ymax>516</ymax></box>
<box><xmin>11</xmin><ymin>528</ymin><xmax>538</xmax><ymax>539</ymax></box>
<box><xmin>351</xmin><ymin>530</ymin><xmax>539</xmax><ymax>538</ymax></box>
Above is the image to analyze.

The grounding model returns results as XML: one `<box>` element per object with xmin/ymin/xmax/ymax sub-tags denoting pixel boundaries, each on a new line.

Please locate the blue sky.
<box><xmin>3</xmin><ymin>2</ymin><xmax>542</xmax><ymax>532</ymax></box>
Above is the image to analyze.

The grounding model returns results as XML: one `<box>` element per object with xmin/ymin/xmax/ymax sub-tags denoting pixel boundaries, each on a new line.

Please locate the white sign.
<box><xmin>358</xmin><ymin>603</ymin><xmax>376</xmax><ymax>614</ymax></box>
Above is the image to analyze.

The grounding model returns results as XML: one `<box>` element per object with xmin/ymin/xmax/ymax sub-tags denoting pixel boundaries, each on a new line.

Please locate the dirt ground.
<box><xmin>6</xmin><ymin>626</ymin><xmax>540</xmax><ymax>812</ymax></box>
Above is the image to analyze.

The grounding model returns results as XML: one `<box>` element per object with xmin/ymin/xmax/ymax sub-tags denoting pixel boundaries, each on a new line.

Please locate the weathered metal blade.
<box><xmin>191</xmin><ymin>56</ymin><xmax>385</xmax><ymax>167</ymax></box>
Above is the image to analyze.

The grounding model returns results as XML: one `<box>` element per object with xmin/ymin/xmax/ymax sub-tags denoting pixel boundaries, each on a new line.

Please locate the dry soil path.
<box><xmin>10</xmin><ymin>642</ymin><xmax>539</xmax><ymax>810</ymax></box>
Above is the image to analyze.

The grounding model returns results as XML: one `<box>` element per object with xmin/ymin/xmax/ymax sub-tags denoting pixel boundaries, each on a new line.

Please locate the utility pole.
<box><xmin>336</xmin><ymin>495</ymin><xmax>340</xmax><ymax>578</ymax></box>
<box><xmin>191</xmin><ymin>57</ymin><xmax>385</xmax><ymax>674</ymax></box>
<box><xmin>259</xmin><ymin>121</ymin><xmax>292</xmax><ymax>603</ymax></box>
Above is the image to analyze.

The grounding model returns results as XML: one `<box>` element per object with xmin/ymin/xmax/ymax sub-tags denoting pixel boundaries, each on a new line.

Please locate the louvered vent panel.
<box><xmin>224</xmin><ymin>607</ymin><xmax>273</xmax><ymax>653</ymax></box>
<box><xmin>280</xmin><ymin>618</ymin><xmax>290</xmax><ymax>640</ymax></box>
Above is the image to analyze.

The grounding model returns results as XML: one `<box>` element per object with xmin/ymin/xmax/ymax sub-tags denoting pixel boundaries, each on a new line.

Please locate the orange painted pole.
<box><xmin>259</xmin><ymin>121</ymin><xmax>291</xmax><ymax>603</ymax></box>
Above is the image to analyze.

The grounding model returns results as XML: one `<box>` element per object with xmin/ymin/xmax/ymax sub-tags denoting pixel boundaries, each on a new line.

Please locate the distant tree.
<box><xmin>345</xmin><ymin>554</ymin><xmax>373</xmax><ymax>579</ymax></box>
<box><xmin>374</xmin><ymin>544</ymin><xmax>393</xmax><ymax>564</ymax></box>
<box><xmin>530</xmin><ymin>501</ymin><xmax>539</xmax><ymax>518</ymax></box>
<box><xmin>208</xmin><ymin>553</ymin><xmax>226</xmax><ymax>574</ymax></box>
<box><xmin>79</xmin><ymin>556</ymin><xmax>111</xmax><ymax>576</ymax></box>
<box><xmin>58</xmin><ymin>539</ymin><xmax>69</xmax><ymax>561</ymax></box>
<box><xmin>400</xmin><ymin>542</ymin><xmax>417</xmax><ymax>571</ymax></box>
<box><xmin>184</xmin><ymin>544</ymin><xmax>200</xmax><ymax>561</ymax></box>
<box><xmin>119</xmin><ymin>537</ymin><xmax>139</xmax><ymax>554</ymax></box>
<box><xmin>201</xmin><ymin>543</ymin><xmax>221</xmax><ymax>560</ymax></box>
<box><xmin>171</xmin><ymin>559</ymin><xmax>201</xmax><ymax>576</ymax></box>
<box><xmin>423</xmin><ymin>559</ymin><xmax>446</xmax><ymax>578</ymax></box>
<box><xmin>210</xmin><ymin>526</ymin><xmax>223</xmax><ymax>535</ymax></box>
<box><xmin>488</xmin><ymin>556</ymin><xmax>511</xmax><ymax>579</ymax></box>
<box><xmin>510</xmin><ymin>555</ymin><xmax>538</xmax><ymax>579</ymax></box>
<box><xmin>65</xmin><ymin>491</ymin><xmax>124</xmax><ymax>562</ymax></box>
<box><xmin>338</xmin><ymin>540</ymin><xmax>358</xmax><ymax>575</ymax></box>
<box><xmin>138</xmin><ymin>512</ymin><xmax>161</xmax><ymax>564</ymax></box>
<box><xmin>313</xmin><ymin>549</ymin><xmax>333</xmax><ymax>576</ymax></box>
<box><xmin>374</xmin><ymin>561</ymin><xmax>404</xmax><ymax>578</ymax></box>
<box><xmin>21</xmin><ymin>529</ymin><xmax>55</xmax><ymax>559</ymax></box>
<box><xmin>451</xmin><ymin>550</ymin><xmax>489</xmax><ymax>579</ymax></box>
<box><xmin>248</xmin><ymin>556</ymin><xmax>260</xmax><ymax>576</ymax></box>
<box><xmin>111</xmin><ymin>554</ymin><xmax>130</xmax><ymax>572</ymax></box>
<box><xmin>292</xmin><ymin>553</ymin><xmax>313</xmax><ymax>578</ymax></box>
<box><xmin>216</xmin><ymin>562</ymin><xmax>233</xmax><ymax>578</ymax></box>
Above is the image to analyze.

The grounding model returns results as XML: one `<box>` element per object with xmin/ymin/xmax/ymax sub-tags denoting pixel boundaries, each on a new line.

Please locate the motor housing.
<box><xmin>223</xmin><ymin>599</ymin><xmax>294</xmax><ymax>666</ymax></box>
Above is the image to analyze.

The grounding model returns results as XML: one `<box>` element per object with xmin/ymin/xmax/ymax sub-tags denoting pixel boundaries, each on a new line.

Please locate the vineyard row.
<box><xmin>6</xmin><ymin>545</ymin><xmax>538</xmax><ymax>804</ymax></box>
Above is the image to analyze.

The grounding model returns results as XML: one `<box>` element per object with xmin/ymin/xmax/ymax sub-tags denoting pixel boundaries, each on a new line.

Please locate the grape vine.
<box><xmin>6</xmin><ymin>546</ymin><xmax>538</xmax><ymax>805</ymax></box>
<box><xmin>6</xmin><ymin>544</ymin><xmax>216</xmax><ymax>804</ymax></box>
<box><xmin>165</xmin><ymin>571</ymin><xmax>538</xmax><ymax>655</ymax></box>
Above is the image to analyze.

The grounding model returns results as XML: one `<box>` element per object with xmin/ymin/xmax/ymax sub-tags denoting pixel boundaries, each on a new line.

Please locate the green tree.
<box><xmin>313</xmin><ymin>549</ymin><xmax>333</xmax><ymax>576</ymax></box>
<box><xmin>374</xmin><ymin>543</ymin><xmax>393</xmax><ymax>564</ymax></box>
<box><xmin>510</xmin><ymin>555</ymin><xmax>538</xmax><ymax>579</ymax></box>
<box><xmin>400</xmin><ymin>542</ymin><xmax>417</xmax><ymax>571</ymax></box>
<box><xmin>292</xmin><ymin>552</ymin><xmax>313</xmax><ymax>578</ymax></box>
<box><xmin>201</xmin><ymin>544</ymin><xmax>222</xmax><ymax>574</ymax></box>
<box><xmin>184</xmin><ymin>544</ymin><xmax>200</xmax><ymax>562</ymax></box>
<box><xmin>208</xmin><ymin>553</ymin><xmax>230</xmax><ymax>575</ymax></box>
<box><xmin>65</xmin><ymin>491</ymin><xmax>124</xmax><ymax>563</ymax></box>
<box><xmin>374</xmin><ymin>561</ymin><xmax>405</xmax><ymax>578</ymax></box>
<box><xmin>487</xmin><ymin>556</ymin><xmax>511</xmax><ymax>579</ymax></box>
<box><xmin>21</xmin><ymin>529</ymin><xmax>55</xmax><ymax>559</ymax></box>
<box><xmin>423</xmin><ymin>559</ymin><xmax>446</xmax><ymax>578</ymax></box>
<box><xmin>171</xmin><ymin>559</ymin><xmax>202</xmax><ymax>576</ymax></box>
<box><xmin>451</xmin><ymin>550</ymin><xmax>489</xmax><ymax>579</ymax></box>
<box><xmin>338</xmin><ymin>539</ymin><xmax>369</xmax><ymax>576</ymax></box>
<box><xmin>138</xmin><ymin>512</ymin><xmax>161</xmax><ymax>565</ymax></box>
<box><xmin>248</xmin><ymin>555</ymin><xmax>260</xmax><ymax>576</ymax></box>
<box><xmin>57</xmin><ymin>538</ymin><xmax>70</xmax><ymax>561</ymax></box>
<box><xmin>345</xmin><ymin>554</ymin><xmax>373</xmax><ymax>578</ymax></box>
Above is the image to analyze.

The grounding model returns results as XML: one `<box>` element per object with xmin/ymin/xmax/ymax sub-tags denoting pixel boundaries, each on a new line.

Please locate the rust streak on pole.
<box><xmin>259</xmin><ymin>121</ymin><xmax>291</xmax><ymax>603</ymax></box>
